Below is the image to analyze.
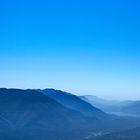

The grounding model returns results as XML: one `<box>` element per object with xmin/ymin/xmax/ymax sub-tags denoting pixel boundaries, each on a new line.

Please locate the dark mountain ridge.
<box><xmin>39</xmin><ymin>88</ymin><xmax>107</xmax><ymax>118</ymax></box>
<box><xmin>0</xmin><ymin>88</ymin><xmax>140</xmax><ymax>140</ymax></box>
<box><xmin>0</xmin><ymin>88</ymin><xmax>94</xmax><ymax>140</ymax></box>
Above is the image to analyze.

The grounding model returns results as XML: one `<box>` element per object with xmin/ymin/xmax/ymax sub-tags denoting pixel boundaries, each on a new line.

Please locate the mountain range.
<box><xmin>80</xmin><ymin>95</ymin><xmax>140</xmax><ymax>117</ymax></box>
<box><xmin>0</xmin><ymin>88</ymin><xmax>140</xmax><ymax>140</ymax></box>
<box><xmin>39</xmin><ymin>89</ymin><xmax>107</xmax><ymax>118</ymax></box>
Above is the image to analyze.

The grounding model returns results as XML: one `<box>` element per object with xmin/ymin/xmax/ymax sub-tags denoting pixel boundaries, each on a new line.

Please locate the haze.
<box><xmin>0</xmin><ymin>0</ymin><xmax>140</xmax><ymax>100</ymax></box>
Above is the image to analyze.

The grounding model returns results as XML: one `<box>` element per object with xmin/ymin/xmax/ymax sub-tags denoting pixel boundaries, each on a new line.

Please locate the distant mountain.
<box><xmin>121</xmin><ymin>101</ymin><xmax>140</xmax><ymax>116</ymax></box>
<box><xmin>80</xmin><ymin>95</ymin><xmax>123</xmax><ymax>112</ymax></box>
<box><xmin>39</xmin><ymin>89</ymin><xmax>140</xmax><ymax>131</ymax></box>
<box><xmin>80</xmin><ymin>95</ymin><xmax>140</xmax><ymax>117</ymax></box>
<box><xmin>39</xmin><ymin>89</ymin><xmax>107</xmax><ymax>118</ymax></box>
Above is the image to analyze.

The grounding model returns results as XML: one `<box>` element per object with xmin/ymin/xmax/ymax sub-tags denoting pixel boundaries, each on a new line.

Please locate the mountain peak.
<box><xmin>39</xmin><ymin>89</ymin><xmax>107</xmax><ymax>118</ymax></box>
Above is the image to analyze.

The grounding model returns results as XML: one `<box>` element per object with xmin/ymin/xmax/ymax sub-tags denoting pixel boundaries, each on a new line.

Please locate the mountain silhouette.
<box><xmin>80</xmin><ymin>95</ymin><xmax>140</xmax><ymax>117</ymax></box>
<box><xmin>0</xmin><ymin>88</ymin><xmax>140</xmax><ymax>140</ymax></box>
<box><xmin>39</xmin><ymin>89</ymin><xmax>107</xmax><ymax>118</ymax></box>
<box><xmin>0</xmin><ymin>88</ymin><xmax>95</xmax><ymax>140</ymax></box>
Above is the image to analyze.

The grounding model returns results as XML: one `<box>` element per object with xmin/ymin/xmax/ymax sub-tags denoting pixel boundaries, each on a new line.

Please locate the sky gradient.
<box><xmin>0</xmin><ymin>0</ymin><xmax>140</xmax><ymax>100</ymax></box>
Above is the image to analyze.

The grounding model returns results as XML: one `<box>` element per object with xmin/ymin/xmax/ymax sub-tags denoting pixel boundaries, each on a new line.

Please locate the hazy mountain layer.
<box><xmin>0</xmin><ymin>88</ymin><xmax>140</xmax><ymax>140</ymax></box>
<box><xmin>80</xmin><ymin>95</ymin><xmax>140</xmax><ymax>117</ymax></box>
<box><xmin>39</xmin><ymin>89</ymin><xmax>107</xmax><ymax>118</ymax></box>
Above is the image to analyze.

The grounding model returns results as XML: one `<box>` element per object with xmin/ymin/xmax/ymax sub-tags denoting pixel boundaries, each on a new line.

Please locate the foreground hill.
<box><xmin>0</xmin><ymin>88</ymin><xmax>96</xmax><ymax>140</ymax></box>
<box><xmin>90</xmin><ymin>127</ymin><xmax>140</xmax><ymax>140</ymax></box>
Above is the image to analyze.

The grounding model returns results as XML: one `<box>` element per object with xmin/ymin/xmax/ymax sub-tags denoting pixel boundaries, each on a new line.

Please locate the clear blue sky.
<box><xmin>0</xmin><ymin>0</ymin><xmax>140</xmax><ymax>100</ymax></box>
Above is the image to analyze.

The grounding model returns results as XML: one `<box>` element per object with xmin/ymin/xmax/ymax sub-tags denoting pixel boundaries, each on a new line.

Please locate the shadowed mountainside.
<box><xmin>0</xmin><ymin>88</ymin><xmax>95</xmax><ymax>140</ymax></box>
<box><xmin>0</xmin><ymin>88</ymin><xmax>140</xmax><ymax>140</ymax></box>
<box><xmin>39</xmin><ymin>89</ymin><xmax>107</xmax><ymax>118</ymax></box>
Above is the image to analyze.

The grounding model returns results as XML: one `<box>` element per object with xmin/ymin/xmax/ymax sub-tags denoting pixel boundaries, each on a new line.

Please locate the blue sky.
<box><xmin>0</xmin><ymin>0</ymin><xmax>140</xmax><ymax>100</ymax></box>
